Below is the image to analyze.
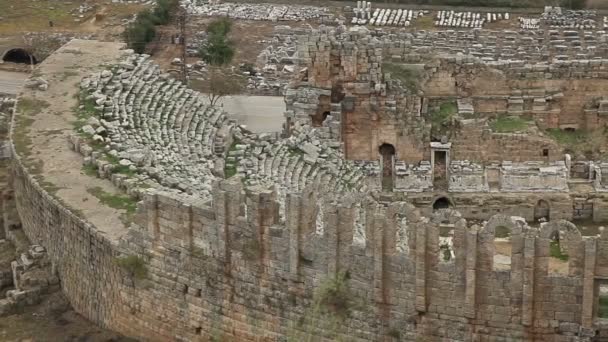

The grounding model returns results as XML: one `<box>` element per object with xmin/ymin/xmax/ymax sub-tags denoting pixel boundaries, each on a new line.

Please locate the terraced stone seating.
<box><xmin>230</xmin><ymin>121</ymin><xmax>371</xmax><ymax>214</ymax></box>
<box><xmin>79</xmin><ymin>54</ymin><xmax>236</xmax><ymax>199</ymax></box>
<box><xmin>77</xmin><ymin>54</ymin><xmax>372</xmax><ymax>205</ymax></box>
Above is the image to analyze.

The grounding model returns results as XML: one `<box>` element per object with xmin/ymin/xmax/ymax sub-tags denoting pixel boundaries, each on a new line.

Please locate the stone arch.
<box><xmin>432</xmin><ymin>196</ymin><xmax>452</xmax><ymax>211</ymax></box>
<box><xmin>2</xmin><ymin>48</ymin><xmax>37</xmax><ymax>64</ymax></box>
<box><xmin>431</xmin><ymin>208</ymin><xmax>466</xmax><ymax>264</ymax></box>
<box><xmin>480</xmin><ymin>215</ymin><xmax>527</xmax><ymax>272</ymax></box>
<box><xmin>534</xmin><ymin>199</ymin><xmax>550</xmax><ymax>222</ymax></box>
<box><xmin>539</xmin><ymin>220</ymin><xmax>583</xmax><ymax>276</ymax></box>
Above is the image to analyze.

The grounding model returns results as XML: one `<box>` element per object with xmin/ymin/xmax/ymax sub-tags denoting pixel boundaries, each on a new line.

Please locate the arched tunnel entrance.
<box><xmin>432</xmin><ymin>197</ymin><xmax>452</xmax><ymax>211</ymax></box>
<box><xmin>2</xmin><ymin>48</ymin><xmax>37</xmax><ymax>65</ymax></box>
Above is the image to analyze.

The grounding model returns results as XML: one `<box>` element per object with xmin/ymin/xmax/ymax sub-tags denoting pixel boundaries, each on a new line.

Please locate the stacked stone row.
<box><xmin>435</xmin><ymin>11</ymin><xmax>509</xmax><ymax>29</ymax></box>
<box><xmin>368</xmin><ymin>9</ymin><xmax>424</xmax><ymax>27</ymax></box>
<box><xmin>382</xmin><ymin>28</ymin><xmax>608</xmax><ymax>62</ymax></box>
<box><xmin>542</xmin><ymin>8</ymin><xmax>598</xmax><ymax>30</ymax></box>
<box><xmin>80</xmin><ymin>54</ymin><xmax>229</xmax><ymax>198</ymax></box>
<box><xmin>231</xmin><ymin>122</ymin><xmax>370</xmax><ymax>201</ymax></box>
<box><xmin>181</xmin><ymin>0</ymin><xmax>333</xmax><ymax>22</ymax></box>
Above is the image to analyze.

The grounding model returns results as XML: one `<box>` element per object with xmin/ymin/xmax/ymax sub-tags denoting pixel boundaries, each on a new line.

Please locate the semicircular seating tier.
<box><xmin>79</xmin><ymin>53</ymin><xmax>371</xmax><ymax>205</ymax></box>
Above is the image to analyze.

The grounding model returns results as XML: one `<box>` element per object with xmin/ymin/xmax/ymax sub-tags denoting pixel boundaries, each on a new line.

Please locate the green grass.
<box><xmin>382</xmin><ymin>63</ymin><xmax>421</xmax><ymax>93</ymax></box>
<box><xmin>224</xmin><ymin>139</ymin><xmax>241</xmax><ymax>178</ymax></box>
<box><xmin>430</xmin><ymin>101</ymin><xmax>458</xmax><ymax>138</ymax></box>
<box><xmin>490</xmin><ymin>115</ymin><xmax>531</xmax><ymax>133</ymax></box>
<box><xmin>82</xmin><ymin>164</ymin><xmax>98</xmax><ymax>177</ymax></box>
<box><xmin>549</xmin><ymin>240</ymin><xmax>569</xmax><ymax>261</ymax></box>
<box><xmin>599</xmin><ymin>295</ymin><xmax>608</xmax><ymax>319</ymax></box>
<box><xmin>17</xmin><ymin>97</ymin><xmax>49</xmax><ymax>116</ymax></box>
<box><xmin>87</xmin><ymin>186</ymin><xmax>137</xmax><ymax>214</ymax></box>
<box><xmin>545</xmin><ymin>129</ymin><xmax>589</xmax><ymax>147</ymax></box>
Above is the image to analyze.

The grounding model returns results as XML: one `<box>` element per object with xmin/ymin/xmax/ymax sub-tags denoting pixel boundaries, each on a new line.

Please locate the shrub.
<box><xmin>115</xmin><ymin>255</ymin><xmax>148</xmax><ymax>280</ymax></box>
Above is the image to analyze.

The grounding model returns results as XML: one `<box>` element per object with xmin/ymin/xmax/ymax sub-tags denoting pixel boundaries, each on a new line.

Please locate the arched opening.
<box><xmin>379</xmin><ymin>143</ymin><xmax>395</xmax><ymax>191</ymax></box>
<box><xmin>2</xmin><ymin>48</ymin><xmax>37</xmax><ymax>65</ymax></box>
<box><xmin>564</xmin><ymin>127</ymin><xmax>576</xmax><ymax>132</ymax></box>
<box><xmin>493</xmin><ymin>225</ymin><xmax>511</xmax><ymax>271</ymax></box>
<box><xmin>534</xmin><ymin>199</ymin><xmax>550</xmax><ymax>222</ymax></box>
<box><xmin>432</xmin><ymin>197</ymin><xmax>451</xmax><ymax>211</ymax></box>
<box><xmin>311</xmin><ymin>95</ymin><xmax>331</xmax><ymax>127</ymax></box>
<box><xmin>548</xmin><ymin>230</ymin><xmax>569</xmax><ymax>276</ymax></box>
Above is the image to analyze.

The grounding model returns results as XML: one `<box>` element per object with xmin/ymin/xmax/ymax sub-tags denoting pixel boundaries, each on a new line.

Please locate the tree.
<box><xmin>197</xmin><ymin>67</ymin><xmax>245</xmax><ymax>107</ymax></box>
<box><xmin>199</xmin><ymin>35</ymin><xmax>235</xmax><ymax>66</ymax></box>
<box><xmin>206</xmin><ymin>18</ymin><xmax>232</xmax><ymax>37</ymax></box>
<box><xmin>198</xmin><ymin>18</ymin><xmax>235</xmax><ymax>67</ymax></box>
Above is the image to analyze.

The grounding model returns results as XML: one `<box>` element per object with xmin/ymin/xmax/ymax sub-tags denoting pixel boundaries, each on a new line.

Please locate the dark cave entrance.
<box><xmin>2</xmin><ymin>48</ymin><xmax>37</xmax><ymax>65</ymax></box>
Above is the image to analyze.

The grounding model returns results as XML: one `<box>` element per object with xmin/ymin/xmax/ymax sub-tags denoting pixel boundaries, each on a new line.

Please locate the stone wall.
<box><xmin>12</xmin><ymin>142</ymin><xmax>608</xmax><ymax>341</ymax></box>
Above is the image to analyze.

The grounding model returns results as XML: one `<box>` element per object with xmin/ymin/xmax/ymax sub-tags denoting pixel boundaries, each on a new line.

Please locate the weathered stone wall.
<box><xmin>12</xmin><ymin>141</ymin><xmax>608</xmax><ymax>341</ymax></box>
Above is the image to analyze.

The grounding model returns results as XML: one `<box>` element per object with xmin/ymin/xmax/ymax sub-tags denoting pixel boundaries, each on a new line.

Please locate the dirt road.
<box><xmin>0</xmin><ymin>70</ymin><xmax>28</xmax><ymax>95</ymax></box>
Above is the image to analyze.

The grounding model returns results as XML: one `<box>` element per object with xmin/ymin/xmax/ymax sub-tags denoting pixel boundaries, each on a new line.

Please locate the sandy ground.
<box><xmin>0</xmin><ymin>70</ymin><xmax>28</xmax><ymax>95</ymax></box>
<box><xmin>16</xmin><ymin>40</ymin><xmax>130</xmax><ymax>242</ymax></box>
<box><xmin>221</xmin><ymin>95</ymin><xmax>285</xmax><ymax>133</ymax></box>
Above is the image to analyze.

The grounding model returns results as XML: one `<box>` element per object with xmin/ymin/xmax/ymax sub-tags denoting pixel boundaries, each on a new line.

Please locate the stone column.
<box><xmin>325</xmin><ymin>204</ymin><xmax>339</xmax><ymax>275</ymax></box>
<box><xmin>286</xmin><ymin>194</ymin><xmax>302</xmax><ymax>280</ymax></box>
<box><xmin>373</xmin><ymin>212</ymin><xmax>386</xmax><ymax>304</ymax></box>
<box><xmin>415</xmin><ymin>220</ymin><xmax>427</xmax><ymax>312</ymax></box>
<box><xmin>521</xmin><ymin>235</ymin><xmax>535</xmax><ymax>326</ymax></box>
<box><xmin>581</xmin><ymin>238</ymin><xmax>597</xmax><ymax>327</ymax></box>
<box><xmin>464</xmin><ymin>227</ymin><xmax>477</xmax><ymax>318</ymax></box>
<box><xmin>144</xmin><ymin>192</ymin><xmax>159</xmax><ymax>241</ymax></box>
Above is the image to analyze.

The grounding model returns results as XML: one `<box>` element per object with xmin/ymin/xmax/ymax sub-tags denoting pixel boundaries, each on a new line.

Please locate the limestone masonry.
<box><xmin>8</xmin><ymin>16</ymin><xmax>608</xmax><ymax>341</ymax></box>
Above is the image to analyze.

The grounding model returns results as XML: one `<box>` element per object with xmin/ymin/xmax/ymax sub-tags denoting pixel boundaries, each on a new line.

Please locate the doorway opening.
<box><xmin>379</xmin><ymin>143</ymin><xmax>395</xmax><ymax>191</ymax></box>
<box><xmin>432</xmin><ymin>197</ymin><xmax>451</xmax><ymax>211</ymax></box>
<box><xmin>534</xmin><ymin>199</ymin><xmax>550</xmax><ymax>222</ymax></box>
<box><xmin>433</xmin><ymin>150</ymin><xmax>448</xmax><ymax>189</ymax></box>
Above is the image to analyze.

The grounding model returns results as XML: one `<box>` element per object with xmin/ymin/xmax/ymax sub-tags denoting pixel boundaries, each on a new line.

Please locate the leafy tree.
<box><xmin>207</xmin><ymin>18</ymin><xmax>232</xmax><ymax>37</ymax></box>
<box><xmin>199</xmin><ymin>34</ymin><xmax>235</xmax><ymax>66</ymax></box>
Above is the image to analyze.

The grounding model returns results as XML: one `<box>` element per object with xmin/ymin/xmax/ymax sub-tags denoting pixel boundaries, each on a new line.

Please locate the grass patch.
<box><xmin>382</xmin><ymin>63</ymin><xmax>421</xmax><ymax>93</ymax></box>
<box><xmin>82</xmin><ymin>164</ymin><xmax>98</xmax><ymax>177</ymax></box>
<box><xmin>549</xmin><ymin>240</ymin><xmax>569</xmax><ymax>261</ymax></box>
<box><xmin>87</xmin><ymin>186</ymin><xmax>137</xmax><ymax>214</ymax></box>
<box><xmin>495</xmin><ymin>226</ymin><xmax>510</xmax><ymax>239</ymax></box>
<box><xmin>115</xmin><ymin>255</ymin><xmax>148</xmax><ymax>280</ymax></box>
<box><xmin>17</xmin><ymin>97</ymin><xmax>49</xmax><ymax>116</ymax></box>
<box><xmin>599</xmin><ymin>295</ymin><xmax>608</xmax><ymax>319</ymax></box>
<box><xmin>490</xmin><ymin>115</ymin><xmax>531</xmax><ymax>133</ymax></box>
<box><xmin>545</xmin><ymin>128</ymin><xmax>589</xmax><ymax>147</ymax></box>
<box><xmin>224</xmin><ymin>139</ymin><xmax>241</xmax><ymax>178</ymax></box>
<box><xmin>430</xmin><ymin>101</ymin><xmax>458</xmax><ymax>139</ymax></box>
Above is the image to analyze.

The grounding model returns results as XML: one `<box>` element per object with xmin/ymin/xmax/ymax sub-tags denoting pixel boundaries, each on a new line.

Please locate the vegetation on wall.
<box><xmin>489</xmin><ymin>115</ymin><xmax>531</xmax><ymax>133</ymax></box>
<box><xmin>429</xmin><ymin>101</ymin><xmax>458</xmax><ymax>139</ymax></box>
<box><xmin>382</xmin><ymin>63</ymin><xmax>422</xmax><ymax>93</ymax></box>
<box><xmin>115</xmin><ymin>255</ymin><xmax>148</xmax><ymax>281</ymax></box>
<box><xmin>288</xmin><ymin>271</ymin><xmax>359</xmax><ymax>341</ymax></box>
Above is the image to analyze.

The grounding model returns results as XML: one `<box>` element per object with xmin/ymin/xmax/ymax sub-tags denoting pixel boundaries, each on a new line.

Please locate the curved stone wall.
<box><xmin>9</xmin><ymin>40</ymin><xmax>608</xmax><ymax>342</ymax></box>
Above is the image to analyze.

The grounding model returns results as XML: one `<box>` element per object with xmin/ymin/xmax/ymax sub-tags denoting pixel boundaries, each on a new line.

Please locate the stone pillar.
<box><xmin>464</xmin><ymin>227</ymin><xmax>477</xmax><ymax>318</ymax></box>
<box><xmin>581</xmin><ymin>238</ymin><xmax>597</xmax><ymax>328</ymax></box>
<box><xmin>373</xmin><ymin>212</ymin><xmax>386</xmax><ymax>304</ymax></box>
<box><xmin>415</xmin><ymin>220</ymin><xmax>427</xmax><ymax>312</ymax></box>
<box><xmin>144</xmin><ymin>192</ymin><xmax>159</xmax><ymax>241</ymax></box>
<box><xmin>180</xmin><ymin>203</ymin><xmax>193</xmax><ymax>251</ymax></box>
<box><xmin>286</xmin><ymin>194</ymin><xmax>302</xmax><ymax>279</ymax></box>
<box><xmin>325</xmin><ymin>204</ymin><xmax>339</xmax><ymax>275</ymax></box>
<box><xmin>521</xmin><ymin>236</ymin><xmax>535</xmax><ymax>326</ymax></box>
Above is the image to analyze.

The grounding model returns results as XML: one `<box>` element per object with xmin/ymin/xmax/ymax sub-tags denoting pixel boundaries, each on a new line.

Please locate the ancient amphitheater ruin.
<box><xmin>5</xmin><ymin>2</ymin><xmax>608</xmax><ymax>341</ymax></box>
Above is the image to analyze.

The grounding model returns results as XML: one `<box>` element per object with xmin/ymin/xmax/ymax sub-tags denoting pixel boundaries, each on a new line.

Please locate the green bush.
<box><xmin>115</xmin><ymin>255</ymin><xmax>148</xmax><ymax>280</ymax></box>
<box><xmin>124</xmin><ymin>0</ymin><xmax>177</xmax><ymax>53</ymax></box>
<box><xmin>490</xmin><ymin>115</ymin><xmax>531</xmax><ymax>133</ymax></box>
<box><xmin>207</xmin><ymin>18</ymin><xmax>232</xmax><ymax>37</ymax></box>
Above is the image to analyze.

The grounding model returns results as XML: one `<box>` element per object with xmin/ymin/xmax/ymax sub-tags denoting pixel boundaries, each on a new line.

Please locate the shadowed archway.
<box><xmin>2</xmin><ymin>48</ymin><xmax>37</xmax><ymax>65</ymax></box>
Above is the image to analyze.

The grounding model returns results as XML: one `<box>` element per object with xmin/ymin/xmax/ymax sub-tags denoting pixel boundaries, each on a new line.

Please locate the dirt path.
<box><xmin>15</xmin><ymin>40</ymin><xmax>130</xmax><ymax>242</ymax></box>
<box><xmin>0</xmin><ymin>70</ymin><xmax>28</xmax><ymax>95</ymax></box>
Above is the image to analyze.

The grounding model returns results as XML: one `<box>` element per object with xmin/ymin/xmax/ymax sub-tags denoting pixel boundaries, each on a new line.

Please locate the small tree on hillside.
<box><xmin>198</xmin><ymin>67</ymin><xmax>245</xmax><ymax>106</ymax></box>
